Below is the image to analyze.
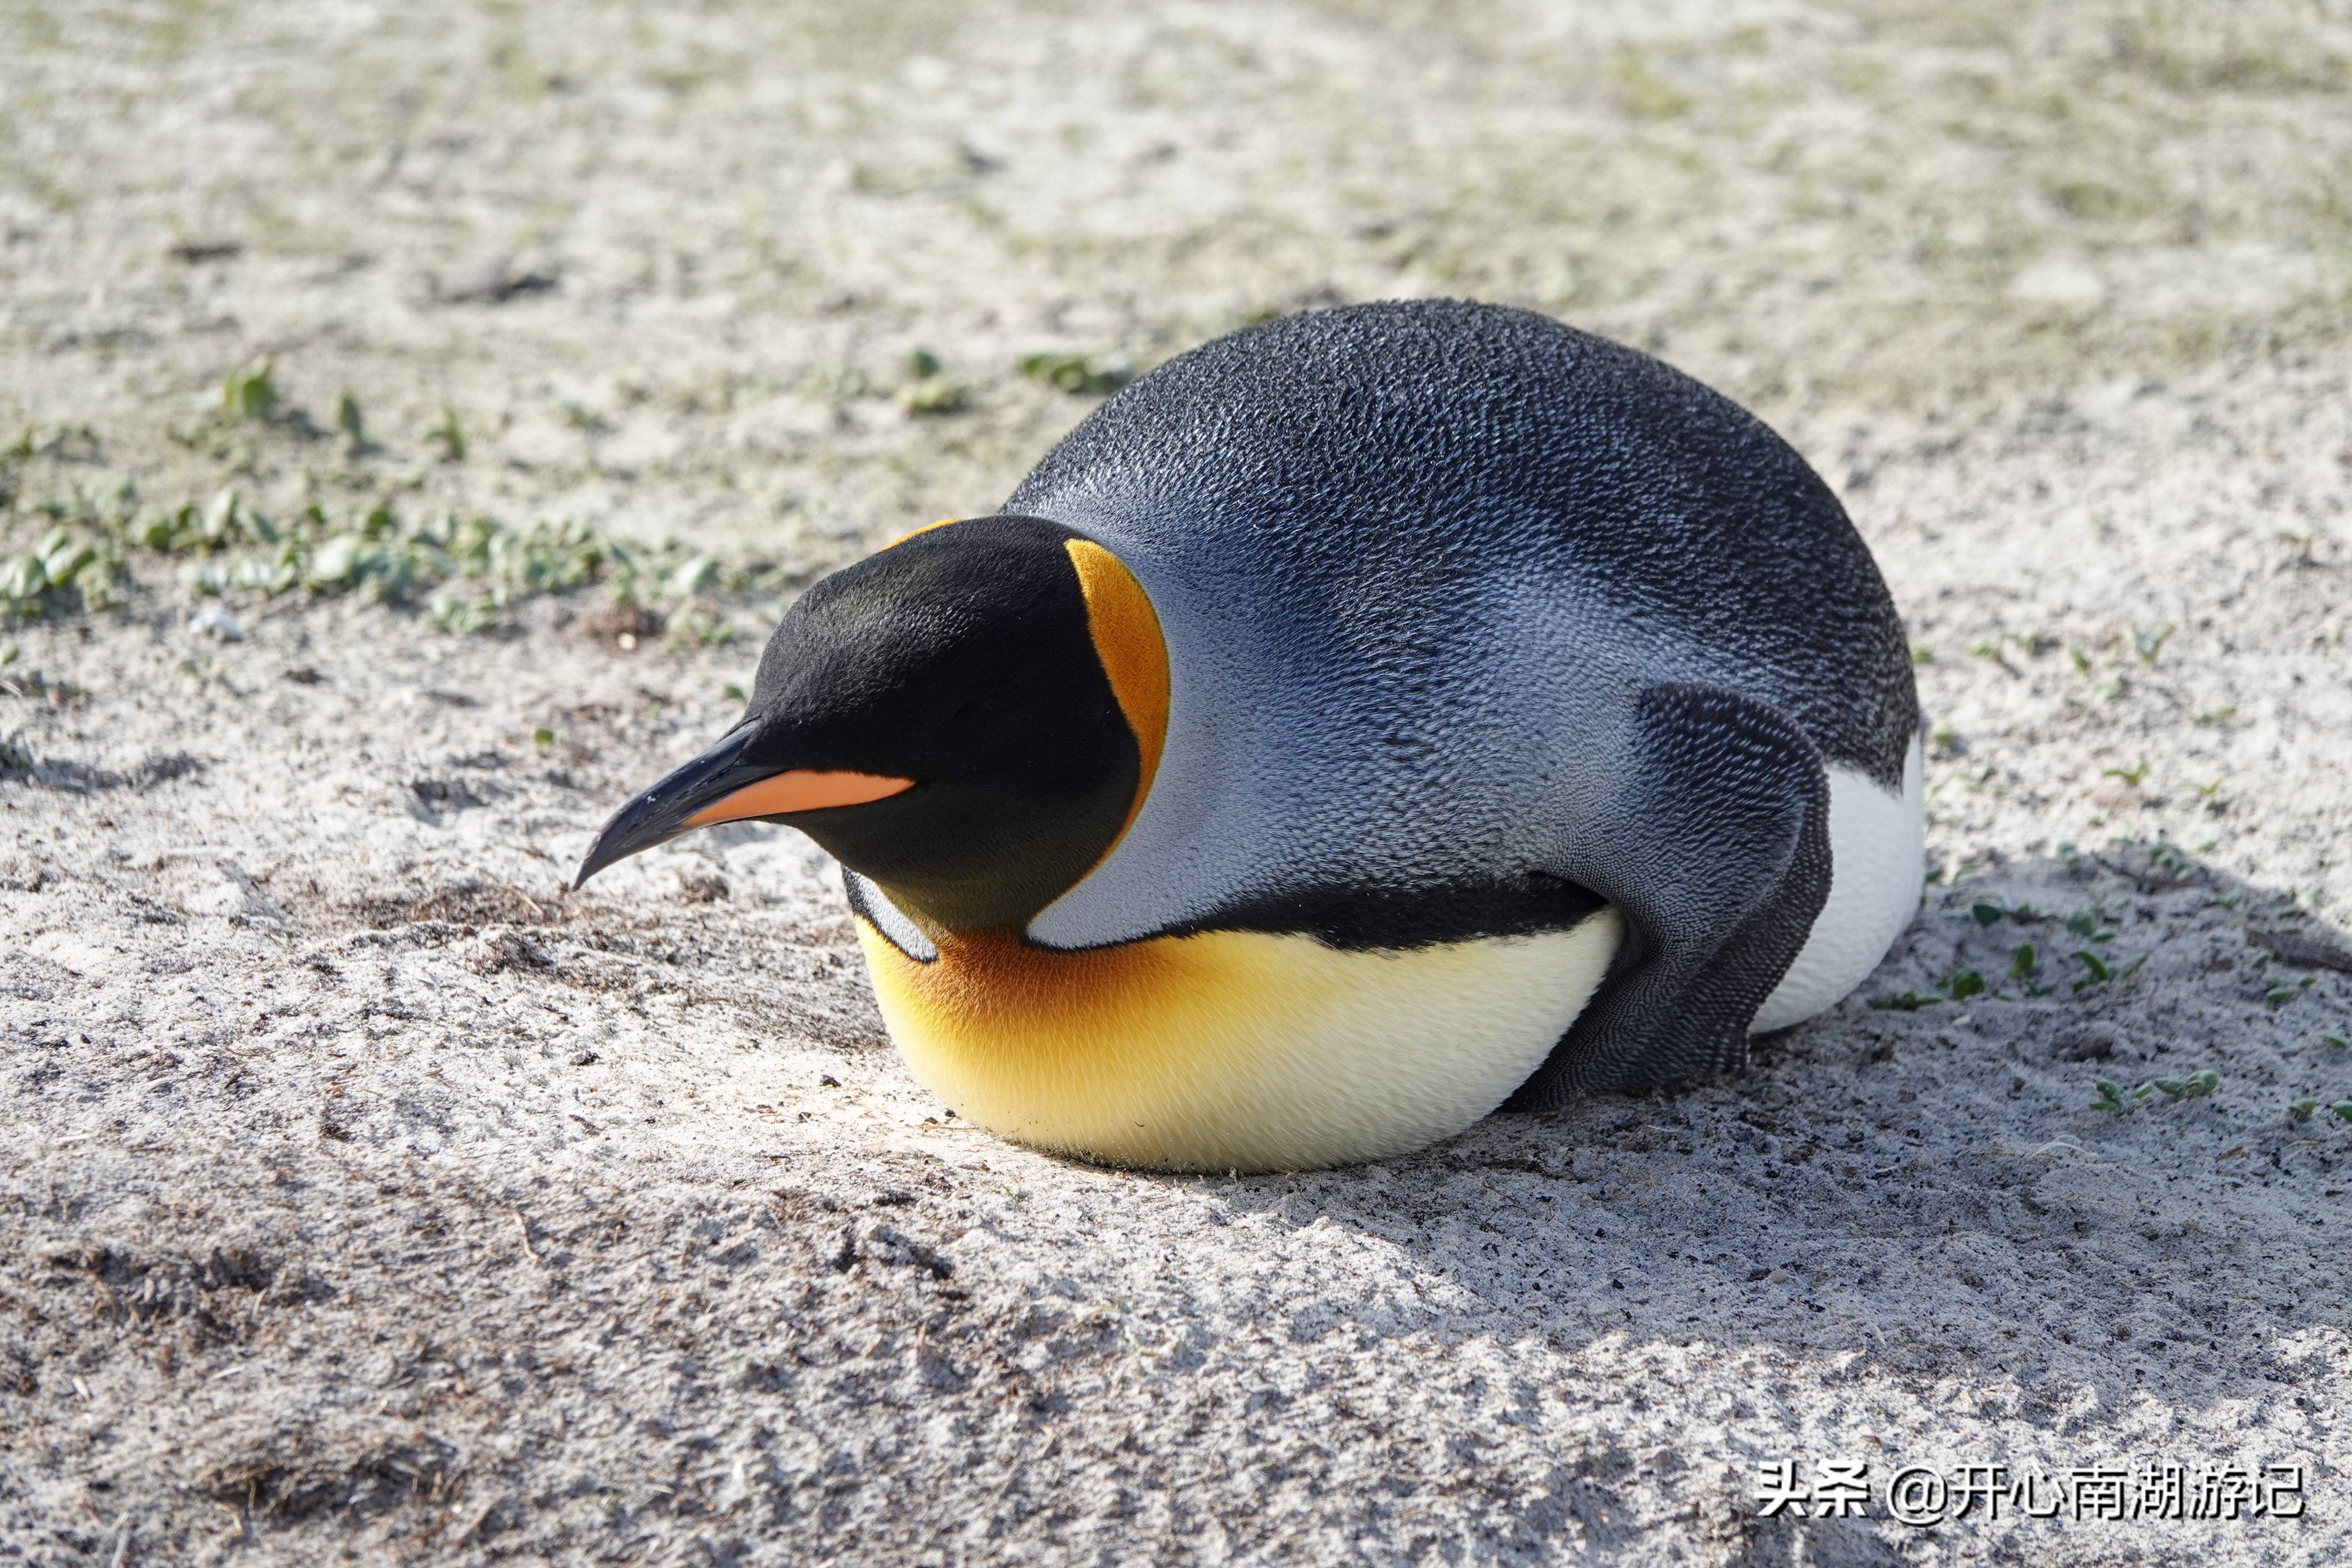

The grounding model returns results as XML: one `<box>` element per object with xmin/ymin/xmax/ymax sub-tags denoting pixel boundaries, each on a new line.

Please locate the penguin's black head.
<box><xmin>573</xmin><ymin>515</ymin><xmax>1167</xmax><ymax>933</ymax></box>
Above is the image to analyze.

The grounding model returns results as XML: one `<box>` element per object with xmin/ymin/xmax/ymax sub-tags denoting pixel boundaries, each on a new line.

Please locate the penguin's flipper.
<box><xmin>1511</xmin><ymin>683</ymin><xmax>1832</xmax><ymax>1106</ymax></box>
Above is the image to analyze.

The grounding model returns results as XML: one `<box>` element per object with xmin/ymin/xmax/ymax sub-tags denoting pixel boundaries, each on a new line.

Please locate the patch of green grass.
<box><xmin>2094</xmin><ymin>1069</ymin><xmax>2218</xmax><ymax>1114</ymax></box>
<box><xmin>4</xmin><ymin>480</ymin><xmax>783</xmax><ymax>638</ymax></box>
<box><xmin>0</xmin><ymin>525</ymin><xmax>123</xmax><ymax>618</ymax></box>
<box><xmin>1018</xmin><ymin>350</ymin><xmax>1135</xmax><ymax>397</ymax></box>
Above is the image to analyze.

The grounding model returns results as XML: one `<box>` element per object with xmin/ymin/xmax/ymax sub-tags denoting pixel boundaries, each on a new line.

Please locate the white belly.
<box><xmin>1750</xmin><ymin>732</ymin><xmax>1925</xmax><ymax>1033</ymax></box>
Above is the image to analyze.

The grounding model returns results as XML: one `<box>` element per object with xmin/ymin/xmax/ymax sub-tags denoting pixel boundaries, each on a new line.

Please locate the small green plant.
<box><xmin>221</xmin><ymin>358</ymin><xmax>278</xmax><ymax>422</ymax></box>
<box><xmin>1972</xmin><ymin>901</ymin><xmax>2008</xmax><ymax>928</ymax></box>
<box><xmin>2094</xmin><ymin>1070</ymin><xmax>2217</xmax><ymax>1113</ymax></box>
<box><xmin>2090</xmin><ymin>1079</ymin><xmax>2137</xmax><ymax>1113</ymax></box>
<box><xmin>899</xmin><ymin>349</ymin><xmax>966</xmax><ymax>415</ymax></box>
<box><xmin>531</xmin><ymin>727</ymin><xmax>555</xmax><ymax>747</ymax></box>
<box><xmin>2130</xmin><ymin>624</ymin><xmax>2174</xmax><ymax>665</ymax></box>
<box><xmin>2064</xmin><ymin>946</ymin><xmax>2143</xmax><ymax>996</ymax></box>
<box><xmin>1871</xmin><ymin>991</ymin><xmax>1939</xmax><ymax>1011</ymax></box>
<box><xmin>2333</xmin><ymin>1101</ymin><xmax>2352</xmax><ymax>1125</ymax></box>
<box><xmin>1019</xmin><ymin>350</ymin><xmax>1135</xmax><ymax>396</ymax></box>
<box><xmin>2191</xmin><ymin>705</ymin><xmax>2237</xmax><ymax>726</ymax></box>
<box><xmin>2322</xmin><ymin>1033</ymin><xmax>2349</xmax><ymax>1051</ymax></box>
<box><xmin>424</xmin><ymin>404</ymin><xmax>466</xmax><ymax>462</ymax></box>
<box><xmin>2064</xmin><ymin>909</ymin><xmax>2116</xmax><ymax>942</ymax></box>
<box><xmin>1947</xmin><ymin>969</ymin><xmax>1987</xmax><ymax>1001</ymax></box>
<box><xmin>0</xmin><ymin>527</ymin><xmax>122</xmax><ymax>618</ymax></box>
<box><xmin>2289</xmin><ymin>1096</ymin><xmax>2319</xmax><ymax>1121</ymax></box>
<box><xmin>2149</xmin><ymin>1070</ymin><xmax>2220</xmax><ymax>1102</ymax></box>
<box><xmin>1909</xmin><ymin>643</ymin><xmax>1935</xmax><ymax>665</ymax></box>
<box><xmin>333</xmin><ymin>389</ymin><xmax>365</xmax><ymax>449</ymax></box>
<box><xmin>2067</xmin><ymin>644</ymin><xmax>2092</xmax><ymax>674</ymax></box>
<box><xmin>2101</xmin><ymin>761</ymin><xmax>2150</xmax><ymax>788</ymax></box>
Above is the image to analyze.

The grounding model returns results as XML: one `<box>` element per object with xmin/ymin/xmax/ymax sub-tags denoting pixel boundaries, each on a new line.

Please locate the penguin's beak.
<box><xmin>571</xmin><ymin>724</ymin><xmax>914</xmax><ymax>890</ymax></box>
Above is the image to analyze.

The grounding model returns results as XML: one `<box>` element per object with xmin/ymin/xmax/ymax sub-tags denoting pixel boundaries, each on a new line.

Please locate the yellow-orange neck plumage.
<box><xmin>858</xmin><ymin>912</ymin><xmax>1622</xmax><ymax>1173</ymax></box>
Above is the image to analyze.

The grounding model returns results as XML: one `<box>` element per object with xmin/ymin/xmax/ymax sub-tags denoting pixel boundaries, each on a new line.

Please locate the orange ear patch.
<box><xmin>885</xmin><ymin>517</ymin><xmax>962</xmax><ymax>548</ymax></box>
<box><xmin>1063</xmin><ymin>539</ymin><xmax>1169</xmax><ymax>847</ymax></box>
<box><xmin>684</xmin><ymin>769</ymin><xmax>913</xmax><ymax>825</ymax></box>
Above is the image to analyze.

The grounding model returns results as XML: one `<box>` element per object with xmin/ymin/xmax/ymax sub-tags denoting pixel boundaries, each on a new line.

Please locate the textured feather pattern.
<box><xmin>1019</xmin><ymin>301</ymin><xmax>1916</xmax><ymax>964</ymax></box>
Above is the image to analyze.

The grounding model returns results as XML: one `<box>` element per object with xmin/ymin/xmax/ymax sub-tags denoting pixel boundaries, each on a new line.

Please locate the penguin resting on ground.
<box><xmin>575</xmin><ymin>300</ymin><xmax>1923</xmax><ymax>1173</ymax></box>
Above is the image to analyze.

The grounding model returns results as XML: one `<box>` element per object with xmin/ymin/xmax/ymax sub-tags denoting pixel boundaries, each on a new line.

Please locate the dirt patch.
<box><xmin>3</xmin><ymin>1</ymin><xmax>2350</xmax><ymax>1564</ymax></box>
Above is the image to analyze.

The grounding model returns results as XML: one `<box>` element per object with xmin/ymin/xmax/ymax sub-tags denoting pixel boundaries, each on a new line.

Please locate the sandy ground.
<box><xmin>4</xmin><ymin>1</ymin><xmax>2352</xmax><ymax>1563</ymax></box>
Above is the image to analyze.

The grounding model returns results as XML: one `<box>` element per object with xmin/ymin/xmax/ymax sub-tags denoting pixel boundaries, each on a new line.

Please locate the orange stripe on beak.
<box><xmin>684</xmin><ymin>769</ymin><xmax>914</xmax><ymax>826</ymax></box>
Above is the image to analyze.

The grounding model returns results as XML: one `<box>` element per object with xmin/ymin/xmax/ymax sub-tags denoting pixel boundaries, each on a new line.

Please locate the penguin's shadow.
<box><xmin>1167</xmin><ymin>845</ymin><xmax>2349</xmax><ymax>1414</ymax></box>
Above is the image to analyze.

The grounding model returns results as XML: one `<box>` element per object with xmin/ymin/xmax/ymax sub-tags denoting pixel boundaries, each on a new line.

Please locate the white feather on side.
<box><xmin>1750</xmin><ymin>732</ymin><xmax>1925</xmax><ymax>1034</ymax></box>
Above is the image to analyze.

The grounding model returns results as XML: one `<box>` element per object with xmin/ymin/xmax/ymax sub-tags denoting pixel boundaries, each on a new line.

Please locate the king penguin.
<box><xmin>574</xmin><ymin>300</ymin><xmax>1924</xmax><ymax>1173</ymax></box>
